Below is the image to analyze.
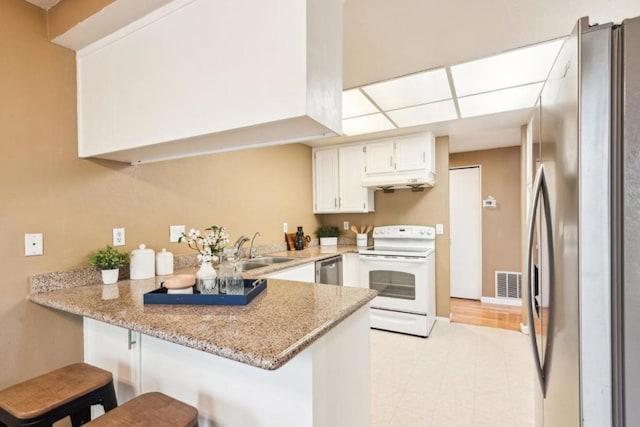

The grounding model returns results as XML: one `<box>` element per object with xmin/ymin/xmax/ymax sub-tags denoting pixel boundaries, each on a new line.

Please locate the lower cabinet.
<box><xmin>342</xmin><ymin>253</ymin><xmax>362</xmax><ymax>287</ymax></box>
<box><xmin>264</xmin><ymin>262</ymin><xmax>315</xmax><ymax>283</ymax></box>
<box><xmin>84</xmin><ymin>318</ymin><xmax>141</xmax><ymax>416</ymax></box>
<box><xmin>83</xmin><ymin>306</ymin><xmax>372</xmax><ymax>426</ymax></box>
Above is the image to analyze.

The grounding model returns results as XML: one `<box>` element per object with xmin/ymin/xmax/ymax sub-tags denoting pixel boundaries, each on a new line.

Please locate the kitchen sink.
<box><xmin>250</xmin><ymin>256</ymin><xmax>295</xmax><ymax>264</ymax></box>
<box><xmin>235</xmin><ymin>262</ymin><xmax>268</xmax><ymax>271</ymax></box>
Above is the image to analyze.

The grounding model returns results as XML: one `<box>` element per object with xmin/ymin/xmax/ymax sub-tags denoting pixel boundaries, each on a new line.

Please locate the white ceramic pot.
<box><xmin>130</xmin><ymin>244</ymin><xmax>155</xmax><ymax>279</ymax></box>
<box><xmin>101</xmin><ymin>268</ymin><xmax>119</xmax><ymax>285</ymax></box>
<box><xmin>319</xmin><ymin>237</ymin><xmax>338</xmax><ymax>246</ymax></box>
<box><xmin>356</xmin><ymin>233</ymin><xmax>368</xmax><ymax>247</ymax></box>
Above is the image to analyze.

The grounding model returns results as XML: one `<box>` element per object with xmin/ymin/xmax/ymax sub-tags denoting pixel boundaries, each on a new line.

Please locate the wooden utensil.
<box><xmin>360</xmin><ymin>225</ymin><xmax>365</xmax><ymax>233</ymax></box>
<box><xmin>365</xmin><ymin>225</ymin><xmax>373</xmax><ymax>234</ymax></box>
<box><xmin>350</xmin><ymin>225</ymin><xmax>359</xmax><ymax>234</ymax></box>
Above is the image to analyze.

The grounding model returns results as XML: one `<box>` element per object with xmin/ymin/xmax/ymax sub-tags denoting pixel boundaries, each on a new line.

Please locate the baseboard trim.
<box><xmin>480</xmin><ymin>296</ymin><xmax>522</xmax><ymax>307</ymax></box>
<box><xmin>436</xmin><ymin>316</ymin><xmax>451</xmax><ymax>323</ymax></box>
<box><xmin>520</xmin><ymin>322</ymin><xmax>529</xmax><ymax>335</ymax></box>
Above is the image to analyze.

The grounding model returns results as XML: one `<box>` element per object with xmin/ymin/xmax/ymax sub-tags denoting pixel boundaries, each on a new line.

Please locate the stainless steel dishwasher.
<box><xmin>315</xmin><ymin>255</ymin><xmax>343</xmax><ymax>285</ymax></box>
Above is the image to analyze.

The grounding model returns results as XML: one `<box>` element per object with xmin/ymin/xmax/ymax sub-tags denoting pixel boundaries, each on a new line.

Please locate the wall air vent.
<box><xmin>495</xmin><ymin>271</ymin><xmax>521</xmax><ymax>299</ymax></box>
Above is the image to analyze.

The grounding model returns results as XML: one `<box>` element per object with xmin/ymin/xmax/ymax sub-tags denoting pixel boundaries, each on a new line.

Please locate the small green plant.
<box><xmin>314</xmin><ymin>226</ymin><xmax>341</xmax><ymax>238</ymax></box>
<box><xmin>88</xmin><ymin>245</ymin><xmax>129</xmax><ymax>270</ymax></box>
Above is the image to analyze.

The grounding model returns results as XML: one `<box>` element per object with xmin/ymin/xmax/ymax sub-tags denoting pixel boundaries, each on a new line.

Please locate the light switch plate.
<box><xmin>170</xmin><ymin>225</ymin><xmax>185</xmax><ymax>242</ymax></box>
<box><xmin>283</xmin><ymin>223</ymin><xmax>288</xmax><ymax>233</ymax></box>
<box><xmin>435</xmin><ymin>224</ymin><xmax>444</xmax><ymax>235</ymax></box>
<box><xmin>343</xmin><ymin>221</ymin><xmax>349</xmax><ymax>230</ymax></box>
<box><xmin>25</xmin><ymin>233</ymin><xmax>43</xmax><ymax>256</ymax></box>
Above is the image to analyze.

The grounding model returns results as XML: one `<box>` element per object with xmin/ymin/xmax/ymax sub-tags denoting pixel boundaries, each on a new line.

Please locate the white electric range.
<box><xmin>359</xmin><ymin>225</ymin><xmax>437</xmax><ymax>337</ymax></box>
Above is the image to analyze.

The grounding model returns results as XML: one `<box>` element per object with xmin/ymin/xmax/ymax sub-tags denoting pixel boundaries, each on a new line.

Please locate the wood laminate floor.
<box><xmin>450</xmin><ymin>298</ymin><xmax>523</xmax><ymax>331</ymax></box>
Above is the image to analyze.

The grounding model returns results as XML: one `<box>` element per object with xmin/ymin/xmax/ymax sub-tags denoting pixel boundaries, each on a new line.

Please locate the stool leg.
<box><xmin>70</xmin><ymin>406</ymin><xmax>92</xmax><ymax>426</ymax></box>
<box><xmin>101</xmin><ymin>381</ymin><xmax>118</xmax><ymax>412</ymax></box>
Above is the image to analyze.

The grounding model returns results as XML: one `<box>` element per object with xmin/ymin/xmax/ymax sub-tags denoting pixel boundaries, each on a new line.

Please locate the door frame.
<box><xmin>449</xmin><ymin>165</ymin><xmax>483</xmax><ymax>300</ymax></box>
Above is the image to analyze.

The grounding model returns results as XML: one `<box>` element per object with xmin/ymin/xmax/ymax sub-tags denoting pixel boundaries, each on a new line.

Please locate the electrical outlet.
<box><xmin>113</xmin><ymin>228</ymin><xmax>125</xmax><ymax>246</ymax></box>
<box><xmin>343</xmin><ymin>221</ymin><xmax>349</xmax><ymax>230</ymax></box>
<box><xmin>283</xmin><ymin>222</ymin><xmax>288</xmax><ymax>233</ymax></box>
<box><xmin>435</xmin><ymin>224</ymin><xmax>444</xmax><ymax>235</ymax></box>
<box><xmin>170</xmin><ymin>225</ymin><xmax>185</xmax><ymax>242</ymax></box>
<box><xmin>25</xmin><ymin>233</ymin><xmax>43</xmax><ymax>256</ymax></box>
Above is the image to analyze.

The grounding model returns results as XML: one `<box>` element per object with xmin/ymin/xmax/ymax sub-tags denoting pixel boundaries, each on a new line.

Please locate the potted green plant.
<box><xmin>89</xmin><ymin>245</ymin><xmax>129</xmax><ymax>284</ymax></box>
<box><xmin>315</xmin><ymin>226</ymin><xmax>340</xmax><ymax>246</ymax></box>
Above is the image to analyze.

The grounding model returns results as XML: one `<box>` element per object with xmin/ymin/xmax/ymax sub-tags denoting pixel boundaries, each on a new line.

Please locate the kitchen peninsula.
<box><xmin>29</xmin><ymin>254</ymin><xmax>376</xmax><ymax>427</ymax></box>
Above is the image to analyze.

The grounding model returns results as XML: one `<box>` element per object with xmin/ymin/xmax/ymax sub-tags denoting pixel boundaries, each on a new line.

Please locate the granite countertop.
<box><xmin>29</xmin><ymin>246</ymin><xmax>376</xmax><ymax>371</ymax></box>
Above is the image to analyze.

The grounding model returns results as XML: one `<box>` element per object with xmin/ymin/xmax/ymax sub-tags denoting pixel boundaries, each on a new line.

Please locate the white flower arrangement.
<box><xmin>179</xmin><ymin>225</ymin><xmax>229</xmax><ymax>263</ymax></box>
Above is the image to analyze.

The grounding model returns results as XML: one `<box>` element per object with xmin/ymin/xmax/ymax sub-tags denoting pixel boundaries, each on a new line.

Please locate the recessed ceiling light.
<box><xmin>362</xmin><ymin>68</ymin><xmax>451</xmax><ymax>111</ymax></box>
<box><xmin>458</xmin><ymin>83</ymin><xmax>543</xmax><ymax>118</ymax></box>
<box><xmin>342</xmin><ymin>89</ymin><xmax>379</xmax><ymax>119</ymax></box>
<box><xmin>386</xmin><ymin>100</ymin><xmax>458</xmax><ymax>127</ymax></box>
<box><xmin>342</xmin><ymin>113</ymin><xmax>396</xmax><ymax>136</ymax></box>
<box><xmin>451</xmin><ymin>39</ymin><xmax>564</xmax><ymax>97</ymax></box>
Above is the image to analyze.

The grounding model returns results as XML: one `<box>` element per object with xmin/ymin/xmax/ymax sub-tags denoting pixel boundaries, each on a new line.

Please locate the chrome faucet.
<box><xmin>249</xmin><ymin>232</ymin><xmax>261</xmax><ymax>259</ymax></box>
<box><xmin>233</xmin><ymin>235</ymin><xmax>250</xmax><ymax>259</ymax></box>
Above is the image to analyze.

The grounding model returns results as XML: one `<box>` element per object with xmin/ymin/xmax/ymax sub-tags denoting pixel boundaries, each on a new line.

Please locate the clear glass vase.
<box><xmin>196</xmin><ymin>260</ymin><xmax>218</xmax><ymax>294</ymax></box>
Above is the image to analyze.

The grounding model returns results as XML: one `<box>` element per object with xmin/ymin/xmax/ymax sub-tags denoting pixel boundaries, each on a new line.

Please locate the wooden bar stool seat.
<box><xmin>85</xmin><ymin>392</ymin><xmax>198</xmax><ymax>427</ymax></box>
<box><xmin>0</xmin><ymin>363</ymin><xmax>117</xmax><ymax>427</ymax></box>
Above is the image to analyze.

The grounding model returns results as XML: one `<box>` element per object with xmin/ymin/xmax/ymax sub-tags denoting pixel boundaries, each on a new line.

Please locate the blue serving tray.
<box><xmin>143</xmin><ymin>278</ymin><xmax>267</xmax><ymax>306</ymax></box>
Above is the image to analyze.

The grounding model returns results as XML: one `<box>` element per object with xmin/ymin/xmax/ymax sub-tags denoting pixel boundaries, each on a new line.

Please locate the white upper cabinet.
<box><xmin>363</xmin><ymin>141</ymin><xmax>395</xmax><ymax>175</ymax></box>
<box><xmin>77</xmin><ymin>0</ymin><xmax>342</xmax><ymax>164</ymax></box>
<box><xmin>313</xmin><ymin>144</ymin><xmax>375</xmax><ymax>214</ymax></box>
<box><xmin>313</xmin><ymin>148</ymin><xmax>340</xmax><ymax>213</ymax></box>
<box><xmin>362</xmin><ymin>132</ymin><xmax>436</xmax><ymax>189</ymax></box>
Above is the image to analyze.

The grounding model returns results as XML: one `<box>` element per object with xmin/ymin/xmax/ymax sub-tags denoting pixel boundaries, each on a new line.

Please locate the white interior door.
<box><xmin>449</xmin><ymin>167</ymin><xmax>482</xmax><ymax>299</ymax></box>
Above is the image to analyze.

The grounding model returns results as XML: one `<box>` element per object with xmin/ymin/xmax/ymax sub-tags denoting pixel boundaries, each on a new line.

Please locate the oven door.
<box><xmin>359</xmin><ymin>254</ymin><xmax>427</xmax><ymax>314</ymax></box>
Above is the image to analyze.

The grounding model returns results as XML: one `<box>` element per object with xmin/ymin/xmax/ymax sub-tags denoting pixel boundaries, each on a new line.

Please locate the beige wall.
<box><xmin>319</xmin><ymin>137</ymin><xmax>450</xmax><ymax>317</ymax></box>
<box><xmin>449</xmin><ymin>146</ymin><xmax>522</xmax><ymax>298</ymax></box>
<box><xmin>0</xmin><ymin>0</ymin><xmax>318</xmax><ymax>389</ymax></box>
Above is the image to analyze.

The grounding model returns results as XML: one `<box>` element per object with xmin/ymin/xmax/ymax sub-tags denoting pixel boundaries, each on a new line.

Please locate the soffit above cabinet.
<box><xmin>74</xmin><ymin>0</ymin><xmax>342</xmax><ymax>164</ymax></box>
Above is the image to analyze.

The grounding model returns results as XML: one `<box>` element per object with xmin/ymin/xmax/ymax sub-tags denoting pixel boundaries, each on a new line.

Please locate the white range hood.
<box><xmin>71</xmin><ymin>0</ymin><xmax>342</xmax><ymax>164</ymax></box>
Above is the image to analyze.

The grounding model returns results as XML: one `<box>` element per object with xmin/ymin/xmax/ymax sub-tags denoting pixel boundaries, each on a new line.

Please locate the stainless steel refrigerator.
<box><xmin>526</xmin><ymin>16</ymin><xmax>640</xmax><ymax>427</ymax></box>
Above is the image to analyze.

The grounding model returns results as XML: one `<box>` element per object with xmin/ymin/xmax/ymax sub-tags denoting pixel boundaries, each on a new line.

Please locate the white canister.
<box><xmin>356</xmin><ymin>233</ymin><xmax>368</xmax><ymax>247</ymax></box>
<box><xmin>130</xmin><ymin>244</ymin><xmax>155</xmax><ymax>279</ymax></box>
<box><xmin>155</xmin><ymin>248</ymin><xmax>174</xmax><ymax>276</ymax></box>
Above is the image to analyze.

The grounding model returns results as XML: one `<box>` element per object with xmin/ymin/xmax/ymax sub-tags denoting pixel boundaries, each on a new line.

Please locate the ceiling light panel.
<box><xmin>458</xmin><ymin>83</ymin><xmax>543</xmax><ymax>118</ymax></box>
<box><xmin>342</xmin><ymin>89</ymin><xmax>379</xmax><ymax>119</ymax></box>
<box><xmin>362</xmin><ymin>68</ymin><xmax>452</xmax><ymax>111</ymax></box>
<box><xmin>451</xmin><ymin>39</ymin><xmax>564</xmax><ymax>97</ymax></box>
<box><xmin>387</xmin><ymin>100</ymin><xmax>458</xmax><ymax>127</ymax></box>
<box><xmin>342</xmin><ymin>113</ymin><xmax>396</xmax><ymax>136</ymax></box>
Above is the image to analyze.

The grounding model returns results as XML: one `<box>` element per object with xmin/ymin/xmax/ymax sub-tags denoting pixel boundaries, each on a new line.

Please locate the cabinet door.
<box><xmin>313</xmin><ymin>148</ymin><xmax>339</xmax><ymax>213</ymax></box>
<box><xmin>342</xmin><ymin>253</ymin><xmax>362</xmax><ymax>287</ymax></box>
<box><xmin>83</xmin><ymin>318</ymin><xmax>141</xmax><ymax>413</ymax></box>
<box><xmin>395</xmin><ymin>134</ymin><xmax>428</xmax><ymax>173</ymax></box>
<box><xmin>265</xmin><ymin>263</ymin><xmax>315</xmax><ymax>283</ymax></box>
<box><xmin>339</xmin><ymin>145</ymin><xmax>370</xmax><ymax>212</ymax></box>
<box><xmin>364</xmin><ymin>141</ymin><xmax>395</xmax><ymax>175</ymax></box>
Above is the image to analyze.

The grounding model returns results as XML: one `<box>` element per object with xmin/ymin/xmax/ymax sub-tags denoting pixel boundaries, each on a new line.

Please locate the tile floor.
<box><xmin>370</xmin><ymin>322</ymin><xmax>535</xmax><ymax>427</ymax></box>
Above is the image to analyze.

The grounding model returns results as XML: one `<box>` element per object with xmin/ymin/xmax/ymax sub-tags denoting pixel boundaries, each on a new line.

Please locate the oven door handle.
<box><xmin>359</xmin><ymin>256</ymin><xmax>427</xmax><ymax>264</ymax></box>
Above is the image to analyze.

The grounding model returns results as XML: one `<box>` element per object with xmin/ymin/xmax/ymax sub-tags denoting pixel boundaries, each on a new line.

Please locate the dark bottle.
<box><xmin>295</xmin><ymin>226</ymin><xmax>304</xmax><ymax>250</ymax></box>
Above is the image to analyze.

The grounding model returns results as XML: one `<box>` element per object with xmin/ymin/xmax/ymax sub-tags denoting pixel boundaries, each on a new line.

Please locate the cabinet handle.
<box><xmin>389</xmin><ymin>156</ymin><xmax>393</xmax><ymax>167</ymax></box>
<box><xmin>338</xmin><ymin>197</ymin><xmax>341</xmax><ymax>208</ymax></box>
<box><xmin>334</xmin><ymin>197</ymin><xmax>337</xmax><ymax>208</ymax></box>
<box><xmin>423</xmin><ymin>152</ymin><xmax>426</xmax><ymax>163</ymax></box>
<box><xmin>128</xmin><ymin>329</ymin><xmax>136</xmax><ymax>350</ymax></box>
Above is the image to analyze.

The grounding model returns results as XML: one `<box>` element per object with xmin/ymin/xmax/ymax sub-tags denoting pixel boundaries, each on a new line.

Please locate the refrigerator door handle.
<box><xmin>526</xmin><ymin>163</ymin><xmax>554</xmax><ymax>396</ymax></box>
